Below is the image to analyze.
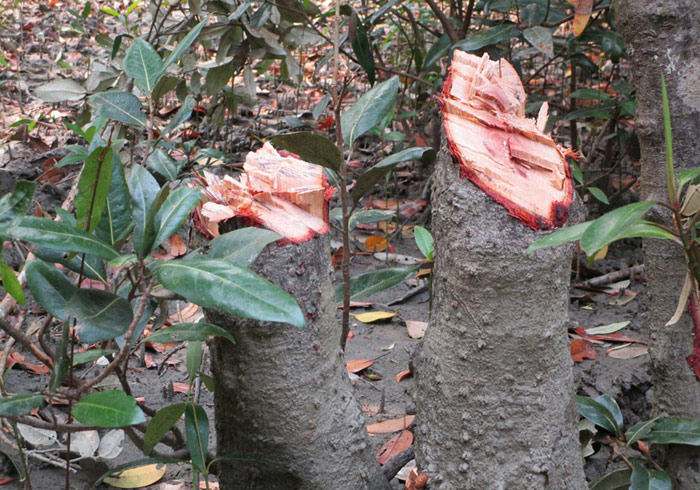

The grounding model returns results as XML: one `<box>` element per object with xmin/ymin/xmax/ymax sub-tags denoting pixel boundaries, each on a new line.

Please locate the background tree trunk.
<box><xmin>613</xmin><ymin>1</ymin><xmax>700</xmax><ymax>487</ymax></box>
<box><xmin>206</xmin><ymin>235</ymin><xmax>390</xmax><ymax>490</ymax></box>
<box><xmin>413</xmin><ymin>150</ymin><xmax>587</xmax><ymax>489</ymax></box>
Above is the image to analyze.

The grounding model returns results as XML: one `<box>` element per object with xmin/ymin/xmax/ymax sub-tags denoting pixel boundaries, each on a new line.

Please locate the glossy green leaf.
<box><xmin>626</xmin><ymin>417</ymin><xmax>660</xmax><ymax>446</ymax></box>
<box><xmin>124</xmin><ymin>38</ymin><xmax>163</xmax><ymax>94</ymax></box>
<box><xmin>25</xmin><ymin>260</ymin><xmax>77</xmax><ymax>320</ymax></box>
<box><xmin>569</xmin><ymin>88</ymin><xmax>612</xmax><ymax>101</ymax></box>
<box><xmin>146</xmin><ymin>149</ymin><xmax>183</xmax><ymax>182</ymax></box>
<box><xmin>643</xmin><ymin>418</ymin><xmax>700</xmax><ymax>446</ymax></box>
<box><xmin>453</xmin><ymin>24</ymin><xmax>521</xmax><ymax>52</ymax></box>
<box><xmin>90</xmin><ymin>91</ymin><xmax>146</xmax><ymax>127</ymax></box>
<box><xmin>33</xmin><ymin>247</ymin><xmax>107</xmax><ymax>283</ymax></box>
<box><xmin>143</xmin><ymin>323</ymin><xmax>234</xmax><ymax>345</ymax></box>
<box><xmin>579</xmin><ymin>202</ymin><xmax>657</xmax><ymax>256</ymax></box>
<box><xmin>588</xmin><ymin>186</ymin><xmax>609</xmax><ymax>204</ymax></box>
<box><xmin>156</xmin><ymin>258</ymin><xmax>305</xmax><ymax>327</ymax></box>
<box><xmin>523</xmin><ymin>26</ymin><xmax>553</xmax><ymax>57</ymax></box>
<box><xmin>526</xmin><ymin>221</ymin><xmax>592</xmax><ymax>254</ymax></box>
<box><xmin>186</xmin><ymin>341</ymin><xmax>202</xmax><ymax>383</ymax></box>
<box><xmin>0</xmin><ymin>180</ymin><xmax>36</xmax><ymax>237</ymax></box>
<box><xmin>10</xmin><ymin>217</ymin><xmax>119</xmax><ymax>261</ymax></box>
<box><xmin>49</xmin><ymin>322</ymin><xmax>70</xmax><ymax>393</ymax></box>
<box><xmin>617</xmin><ymin>221</ymin><xmax>675</xmax><ymax>240</ymax></box>
<box><xmin>341</xmin><ymin>76</ymin><xmax>400</xmax><ymax>146</ymax></box>
<box><xmin>68</xmin><ymin>289</ymin><xmax>134</xmax><ymax>343</ymax></box>
<box><xmin>0</xmin><ymin>259</ymin><xmax>24</xmax><ymax>305</ymax></box>
<box><xmin>160</xmin><ymin>17</ymin><xmax>209</xmax><ymax>75</ymax></box>
<box><xmin>127</xmin><ymin>165</ymin><xmax>160</xmax><ymax>258</ymax></box>
<box><xmin>96</xmin><ymin>154</ymin><xmax>133</xmax><ymax>247</ymax></box>
<box><xmin>0</xmin><ymin>394</ymin><xmax>43</xmax><ymax>416</ymax></box>
<box><xmin>677</xmin><ymin>167</ymin><xmax>700</xmax><ymax>191</ymax></box>
<box><xmin>185</xmin><ymin>402</ymin><xmax>209</xmax><ymax>472</ymax></box>
<box><xmin>423</xmin><ymin>34</ymin><xmax>451</xmax><ymax>70</ymax></box>
<box><xmin>144</xmin><ymin>403</ymin><xmax>186</xmax><ymax>456</ymax></box>
<box><xmin>72</xmin><ymin>349</ymin><xmax>115</xmax><ymax>366</ymax></box>
<box><xmin>74</xmin><ymin>391</ymin><xmax>146</xmax><ymax>428</ymax></box>
<box><xmin>94</xmin><ymin>457</ymin><xmax>183</xmax><ymax>487</ymax></box>
<box><xmin>595</xmin><ymin>394</ymin><xmax>624</xmax><ymax>430</ymax></box>
<box><xmin>631</xmin><ymin>464</ymin><xmax>671</xmax><ymax>490</ymax></box>
<box><xmin>577</xmin><ymin>395</ymin><xmax>621</xmax><ymax>436</ymax></box>
<box><xmin>152</xmin><ymin>187</ymin><xmax>202</xmax><ymax>249</ymax></box>
<box><xmin>347</xmin><ymin>209</ymin><xmax>394</xmax><ymax>231</ymax></box>
<box><xmin>563</xmin><ymin>101</ymin><xmax>617</xmax><ymax>123</ymax></box>
<box><xmin>350</xmin><ymin>12</ymin><xmax>375</xmax><ymax>84</ymax></box>
<box><xmin>209</xmin><ymin>228</ymin><xmax>281</xmax><ymax>266</ymax></box>
<box><xmin>352</xmin><ymin>147</ymin><xmax>435</xmax><ymax>203</ymax></box>
<box><xmin>335</xmin><ymin>266</ymin><xmax>418</xmax><ymax>304</ymax></box>
<box><xmin>414</xmin><ymin>226</ymin><xmax>434</xmax><ymax>260</ymax></box>
<box><xmin>76</xmin><ymin>146</ymin><xmax>113</xmax><ymax>233</ymax></box>
<box><xmin>269</xmin><ymin>132</ymin><xmax>341</xmax><ymax>172</ymax></box>
<box><xmin>589</xmin><ymin>468</ymin><xmax>632</xmax><ymax>490</ymax></box>
<box><xmin>163</xmin><ymin>95</ymin><xmax>195</xmax><ymax>135</ymax></box>
<box><xmin>311</xmin><ymin>93</ymin><xmax>331</xmax><ymax>120</ymax></box>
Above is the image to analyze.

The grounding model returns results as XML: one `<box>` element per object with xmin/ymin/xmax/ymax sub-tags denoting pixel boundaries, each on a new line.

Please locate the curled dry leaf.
<box><xmin>376</xmin><ymin>429</ymin><xmax>413</xmax><ymax>465</ymax></box>
<box><xmin>573</xmin><ymin>328</ymin><xmax>646</xmax><ymax>345</ymax></box>
<box><xmin>367</xmin><ymin>415</ymin><xmax>415</xmax><ymax>435</ymax></box>
<box><xmin>346</xmin><ymin>359</ymin><xmax>374</xmax><ymax>374</ymax></box>
<box><xmin>570</xmin><ymin>338</ymin><xmax>598</xmax><ymax>362</ymax></box>
<box><xmin>396</xmin><ymin>369</ymin><xmax>412</xmax><ymax>382</ymax></box>
<box><xmin>406</xmin><ymin>320</ymin><xmax>428</xmax><ymax>339</ymax></box>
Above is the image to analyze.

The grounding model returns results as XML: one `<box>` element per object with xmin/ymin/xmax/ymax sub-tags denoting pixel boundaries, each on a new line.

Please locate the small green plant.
<box><xmin>578</xmin><ymin>394</ymin><xmax>700</xmax><ymax>488</ymax></box>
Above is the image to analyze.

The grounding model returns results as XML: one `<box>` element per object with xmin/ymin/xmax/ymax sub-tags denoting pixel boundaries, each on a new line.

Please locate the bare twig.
<box><xmin>425</xmin><ymin>0</ymin><xmax>459</xmax><ymax>43</ymax></box>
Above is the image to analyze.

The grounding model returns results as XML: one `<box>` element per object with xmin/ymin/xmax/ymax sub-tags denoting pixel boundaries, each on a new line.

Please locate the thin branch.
<box><xmin>425</xmin><ymin>0</ymin><xmax>459</xmax><ymax>43</ymax></box>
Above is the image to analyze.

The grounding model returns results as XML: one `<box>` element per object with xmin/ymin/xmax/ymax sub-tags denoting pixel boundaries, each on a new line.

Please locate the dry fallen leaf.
<box><xmin>365</xmin><ymin>235</ymin><xmax>388</xmax><ymax>252</ymax></box>
<box><xmin>406</xmin><ymin>321</ymin><xmax>428</xmax><ymax>339</ymax></box>
<box><xmin>376</xmin><ymin>430</ymin><xmax>413</xmax><ymax>465</ymax></box>
<box><xmin>103</xmin><ymin>463</ymin><xmax>166</xmax><ymax>488</ymax></box>
<box><xmin>346</xmin><ymin>359</ymin><xmax>374</xmax><ymax>374</ymax></box>
<box><xmin>351</xmin><ymin>311</ymin><xmax>397</xmax><ymax>323</ymax></box>
<box><xmin>367</xmin><ymin>415</ymin><xmax>415</xmax><ymax>435</ymax></box>
<box><xmin>573</xmin><ymin>328</ymin><xmax>647</xmax><ymax>345</ymax></box>
<box><xmin>570</xmin><ymin>338</ymin><xmax>598</xmax><ymax>362</ymax></box>
<box><xmin>396</xmin><ymin>369</ymin><xmax>412</xmax><ymax>382</ymax></box>
<box><xmin>606</xmin><ymin>345</ymin><xmax>649</xmax><ymax>359</ymax></box>
<box><xmin>609</xmin><ymin>290</ymin><xmax>637</xmax><ymax>306</ymax></box>
<box><xmin>168</xmin><ymin>234</ymin><xmax>187</xmax><ymax>256</ymax></box>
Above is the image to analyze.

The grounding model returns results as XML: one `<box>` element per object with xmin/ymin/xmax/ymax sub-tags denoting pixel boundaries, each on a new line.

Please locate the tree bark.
<box><xmin>613</xmin><ymin>1</ymin><xmax>700</xmax><ymax>487</ymax></box>
<box><xmin>206</xmin><ymin>235</ymin><xmax>390</xmax><ymax>490</ymax></box>
<box><xmin>413</xmin><ymin>150</ymin><xmax>587</xmax><ymax>489</ymax></box>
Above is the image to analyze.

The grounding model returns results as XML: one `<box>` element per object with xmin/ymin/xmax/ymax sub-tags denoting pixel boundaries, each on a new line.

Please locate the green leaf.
<box><xmin>595</xmin><ymin>394</ymin><xmax>624</xmax><ymax>431</ymax></box>
<box><xmin>90</xmin><ymin>91</ymin><xmax>146</xmax><ymax>127</ymax></box>
<box><xmin>163</xmin><ymin>95</ymin><xmax>195</xmax><ymax>135</ymax></box>
<box><xmin>522</xmin><ymin>26</ymin><xmax>553</xmax><ymax>57</ymax></box>
<box><xmin>588</xmin><ymin>186</ymin><xmax>609</xmax><ymax>204</ymax></box>
<box><xmin>631</xmin><ymin>464</ymin><xmax>672</xmax><ymax>490</ymax></box>
<box><xmin>312</xmin><ymin>93</ymin><xmax>331</xmax><ymax>120</ymax></box>
<box><xmin>352</xmin><ymin>147</ymin><xmax>435</xmax><ymax>204</ymax></box>
<box><xmin>642</xmin><ymin>418</ymin><xmax>700</xmax><ymax>446</ymax></box>
<box><xmin>74</xmin><ymin>391</ymin><xmax>146</xmax><ymax>428</ymax></box>
<box><xmin>25</xmin><ymin>260</ymin><xmax>77</xmax><ymax>320</ymax></box>
<box><xmin>661</xmin><ymin>75</ymin><xmax>677</xmax><ymax>205</ymax></box>
<box><xmin>33</xmin><ymin>79</ymin><xmax>86</xmax><ymax>103</ymax></box>
<box><xmin>57</xmin><ymin>146</ymin><xmax>90</xmax><ymax>167</ymax></box>
<box><xmin>72</xmin><ymin>349</ymin><xmax>115</xmax><ymax>366</ymax></box>
<box><xmin>160</xmin><ymin>17</ymin><xmax>209</xmax><ymax>75</ymax></box>
<box><xmin>0</xmin><ymin>180</ymin><xmax>36</xmax><ymax>237</ymax></box>
<box><xmin>617</xmin><ymin>221</ymin><xmax>675</xmax><ymax>240</ymax></box>
<box><xmin>585</xmin><ymin>322</ymin><xmax>631</xmax><ymax>335</ymax></box>
<box><xmin>414</xmin><ymin>226</ymin><xmax>434</xmax><ymax>260</ymax></box>
<box><xmin>127</xmin><ymin>165</ymin><xmax>160</xmax><ymax>258</ymax></box>
<box><xmin>143</xmin><ymin>323</ymin><xmax>234</xmax><ymax>345</ymax></box>
<box><xmin>96</xmin><ymin>154</ymin><xmax>133</xmax><ymax>247</ymax></box>
<box><xmin>185</xmin><ymin>402</ymin><xmax>209</xmax><ymax>472</ymax></box>
<box><xmin>350</xmin><ymin>12</ymin><xmax>375</xmax><ymax>84</ymax></box>
<box><xmin>342</xmin><ymin>76</ymin><xmax>400</xmax><ymax>146</ymax></box>
<box><xmin>0</xmin><ymin>394</ymin><xmax>43</xmax><ymax>416</ymax></box>
<box><xmin>269</xmin><ymin>132</ymin><xmax>341</xmax><ymax>172</ymax></box>
<box><xmin>423</xmin><ymin>34</ymin><xmax>451</xmax><ymax>70</ymax></box>
<box><xmin>571</xmin><ymin>160</ymin><xmax>584</xmax><ymax>185</ymax></box>
<box><xmin>526</xmin><ymin>221</ymin><xmax>592</xmax><ymax>254</ymax></box>
<box><xmin>677</xmin><ymin>167</ymin><xmax>700</xmax><ymax>191</ymax></box>
<box><xmin>156</xmin><ymin>258</ymin><xmax>305</xmax><ymax>327</ymax></box>
<box><xmin>0</xmin><ymin>259</ymin><xmax>24</xmax><ymax>305</ymax></box>
<box><xmin>152</xmin><ymin>187</ymin><xmax>202</xmax><ymax>249</ymax></box>
<box><xmin>94</xmin><ymin>458</ymin><xmax>183</xmax><ymax>487</ymax></box>
<box><xmin>336</xmin><ymin>266</ymin><xmax>418</xmax><ymax>304</ymax></box>
<box><xmin>76</xmin><ymin>146</ymin><xmax>113</xmax><ymax>233</ymax></box>
<box><xmin>124</xmin><ymin>38</ymin><xmax>163</xmax><ymax>95</ymax></box>
<box><xmin>569</xmin><ymin>88</ymin><xmax>612</xmax><ymax>101</ymax></box>
<box><xmin>209</xmin><ymin>228</ymin><xmax>281</xmax><ymax>266</ymax></box>
<box><xmin>186</xmin><ymin>341</ymin><xmax>202</xmax><ymax>383</ymax></box>
<box><xmin>453</xmin><ymin>24</ymin><xmax>521</xmax><ymax>52</ymax></box>
<box><xmin>146</xmin><ymin>149</ymin><xmax>184</xmax><ymax>182</ymax></box>
<box><xmin>33</xmin><ymin>247</ymin><xmax>107</xmax><ymax>283</ymax></box>
<box><xmin>577</xmin><ymin>395</ymin><xmax>621</xmax><ymax>436</ymax></box>
<box><xmin>10</xmin><ymin>217</ymin><xmax>119</xmax><ymax>261</ymax></box>
<box><xmin>67</xmin><ymin>289</ymin><xmax>134</xmax><ymax>343</ymax></box>
<box><xmin>562</xmin><ymin>101</ymin><xmax>617</xmax><ymax>123</ymax></box>
<box><xmin>49</xmin><ymin>322</ymin><xmax>70</xmax><ymax>393</ymax></box>
<box><xmin>144</xmin><ymin>403</ymin><xmax>186</xmax><ymax>456</ymax></box>
<box><xmin>347</xmin><ymin>209</ymin><xmax>394</xmax><ymax>231</ymax></box>
<box><xmin>589</xmin><ymin>468</ymin><xmax>632</xmax><ymax>490</ymax></box>
<box><xmin>626</xmin><ymin>417</ymin><xmax>660</xmax><ymax>446</ymax></box>
<box><xmin>579</xmin><ymin>202</ymin><xmax>657</xmax><ymax>256</ymax></box>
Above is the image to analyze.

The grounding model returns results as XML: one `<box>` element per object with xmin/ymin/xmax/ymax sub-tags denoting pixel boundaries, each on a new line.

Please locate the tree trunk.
<box><xmin>413</xmin><ymin>150</ymin><xmax>587</xmax><ymax>489</ymax></box>
<box><xmin>206</xmin><ymin>235</ymin><xmax>390</xmax><ymax>490</ymax></box>
<box><xmin>613</xmin><ymin>1</ymin><xmax>700</xmax><ymax>487</ymax></box>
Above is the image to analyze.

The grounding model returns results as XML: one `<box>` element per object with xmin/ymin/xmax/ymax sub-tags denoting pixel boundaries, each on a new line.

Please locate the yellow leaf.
<box><xmin>591</xmin><ymin>244</ymin><xmax>608</xmax><ymax>261</ymax></box>
<box><xmin>103</xmin><ymin>463</ymin><xmax>167</xmax><ymax>488</ymax></box>
<box><xmin>351</xmin><ymin>311</ymin><xmax>397</xmax><ymax>323</ymax></box>
<box><xmin>365</xmin><ymin>235</ymin><xmax>388</xmax><ymax>252</ymax></box>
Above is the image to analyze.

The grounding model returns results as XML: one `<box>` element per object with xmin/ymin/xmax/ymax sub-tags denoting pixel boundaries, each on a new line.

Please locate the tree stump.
<box><xmin>206</xmin><ymin>235</ymin><xmax>390</xmax><ymax>490</ymax></box>
<box><xmin>413</xmin><ymin>149</ymin><xmax>587</xmax><ymax>489</ymax></box>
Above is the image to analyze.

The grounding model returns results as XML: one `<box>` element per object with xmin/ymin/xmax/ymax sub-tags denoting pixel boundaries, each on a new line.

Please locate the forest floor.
<box><xmin>0</xmin><ymin>1</ymin><xmax>653</xmax><ymax>489</ymax></box>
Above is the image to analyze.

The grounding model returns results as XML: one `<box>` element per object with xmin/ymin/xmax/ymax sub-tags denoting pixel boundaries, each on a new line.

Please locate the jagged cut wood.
<box><xmin>441</xmin><ymin>50</ymin><xmax>574</xmax><ymax>230</ymax></box>
<box><xmin>197</xmin><ymin>142</ymin><xmax>334</xmax><ymax>243</ymax></box>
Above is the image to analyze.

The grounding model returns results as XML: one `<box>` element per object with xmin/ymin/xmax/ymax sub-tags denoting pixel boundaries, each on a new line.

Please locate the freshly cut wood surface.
<box><xmin>441</xmin><ymin>50</ymin><xmax>573</xmax><ymax>230</ymax></box>
<box><xmin>198</xmin><ymin>142</ymin><xmax>334</xmax><ymax>242</ymax></box>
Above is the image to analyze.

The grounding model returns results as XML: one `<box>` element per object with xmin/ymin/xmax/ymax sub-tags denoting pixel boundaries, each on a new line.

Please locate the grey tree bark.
<box><xmin>413</xmin><ymin>150</ymin><xmax>587</xmax><ymax>489</ymax></box>
<box><xmin>205</xmin><ymin>235</ymin><xmax>390</xmax><ymax>490</ymax></box>
<box><xmin>613</xmin><ymin>1</ymin><xmax>700</xmax><ymax>487</ymax></box>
